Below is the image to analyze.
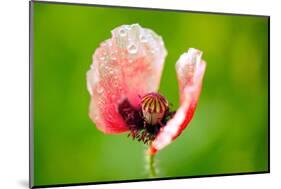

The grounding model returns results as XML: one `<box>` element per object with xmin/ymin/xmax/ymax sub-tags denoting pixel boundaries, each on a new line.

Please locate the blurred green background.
<box><xmin>33</xmin><ymin>1</ymin><xmax>269</xmax><ymax>186</ymax></box>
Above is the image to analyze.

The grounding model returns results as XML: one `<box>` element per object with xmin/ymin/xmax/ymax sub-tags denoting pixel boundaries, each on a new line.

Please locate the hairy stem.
<box><xmin>146</xmin><ymin>151</ymin><xmax>157</xmax><ymax>178</ymax></box>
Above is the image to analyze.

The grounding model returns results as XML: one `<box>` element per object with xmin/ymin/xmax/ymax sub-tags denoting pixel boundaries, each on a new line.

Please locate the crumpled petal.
<box><xmin>150</xmin><ymin>48</ymin><xmax>206</xmax><ymax>154</ymax></box>
<box><xmin>87</xmin><ymin>24</ymin><xmax>167</xmax><ymax>134</ymax></box>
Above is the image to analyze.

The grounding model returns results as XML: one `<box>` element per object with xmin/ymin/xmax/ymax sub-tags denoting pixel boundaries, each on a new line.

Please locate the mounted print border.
<box><xmin>29</xmin><ymin>1</ymin><xmax>270</xmax><ymax>188</ymax></box>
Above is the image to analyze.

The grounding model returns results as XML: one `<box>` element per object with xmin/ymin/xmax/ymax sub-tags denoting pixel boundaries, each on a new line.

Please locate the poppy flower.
<box><xmin>87</xmin><ymin>24</ymin><xmax>206</xmax><ymax>155</ymax></box>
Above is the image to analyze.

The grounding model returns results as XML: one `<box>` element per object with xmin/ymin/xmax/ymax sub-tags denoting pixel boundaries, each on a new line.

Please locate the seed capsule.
<box><xmin>141</xmin><ymin>92</ymin><xmax>169</xmax><ymax>125</ymax></box>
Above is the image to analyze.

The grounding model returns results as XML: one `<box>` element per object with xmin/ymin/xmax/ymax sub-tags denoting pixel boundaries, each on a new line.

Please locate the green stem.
<box><xmin>147</xmin><ymin>152</ymin><xmax>157</xmax><ymax>178</ymax></box>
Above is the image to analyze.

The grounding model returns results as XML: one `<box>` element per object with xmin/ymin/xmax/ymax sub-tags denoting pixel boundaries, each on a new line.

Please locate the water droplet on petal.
<box><xmin>113</xmin><ymin>80</ymin><xmax>118</xmax><ymax>87</ymax></box>
<box><xmin>97</xmin><ymin>98</ymin><xmax>105</xmax><ymax>106</ymax></box>
<box><xmin>104</xmin><ymin>66</ymin><xmax>110</xmax><ymax>71</ymax></box>
<box><xmin>111</xmin><ymin>56</ymin><xmax>117</xmax><ymax>61</ymax></box>
<box><xmin>119</xmin><ymin>28</ymin><xmax>127</xmax><ymax>37</ymax></box>
<box><xmin>93</xmin><ymin>114</ymin><xmax>99</xmax><ymax>121</ymax></box>
<box><xmin>139</xmin><ymin>34</ymin><xmax>147</xmax><ymax>43</ymax></box>
<box><xmin>96</xmin><ymin>85</ymin><xmax>104</xmax><ymax>94</ymax></box>
<box><xmin>127</xmin><ymin>44</ymin><xmax>138</xmax><ymax>54</ymax></box>
<box><xmin>100</xmin><ymin>56</ymin><xmax>105</xmax><ymax>60</ymax></box>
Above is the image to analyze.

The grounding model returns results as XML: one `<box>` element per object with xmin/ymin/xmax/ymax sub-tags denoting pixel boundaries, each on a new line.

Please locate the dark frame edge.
<box><xmin>29</xmin><ymin>1</ymin><xmax>35</xmax><ymax>188</ymax></box>
<box><xmin>267</xmin><ymin>16</ymin><xmax>270</xmax><ymax>173</ymax></box>
<box><xmin>31</xmin><ymin>171</ymin><xmax>269</xmax><ymax>189</ymax></box>
<box><xmin>33</xmin><ymin>0</ymin><xmax>270</xmax><ymax>18</ymax></box>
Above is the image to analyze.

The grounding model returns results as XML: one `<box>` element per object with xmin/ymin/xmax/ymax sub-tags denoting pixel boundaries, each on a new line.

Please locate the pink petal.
<box><xmin>151</xmin><ymin>48</ymin><xmax>206</xmax><ymax>153</ymax></box>
<box><xmin>87</xmin><ymin>24</ymin><xmax>167</xmax><ymax>134</ymax></box>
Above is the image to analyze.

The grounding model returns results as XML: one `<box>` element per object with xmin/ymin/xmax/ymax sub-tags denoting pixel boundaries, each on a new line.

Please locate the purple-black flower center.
<box><xmin>118</xmin><ymin>92</ymin><xmax>175</xmax><ymax>145</ymax></box>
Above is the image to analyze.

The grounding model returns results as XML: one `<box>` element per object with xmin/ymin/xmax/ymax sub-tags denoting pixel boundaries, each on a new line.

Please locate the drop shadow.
<box><xmin>18</xmin><ymin>180</ymin><xmax>29</xmax><ymax>188</ymax></box>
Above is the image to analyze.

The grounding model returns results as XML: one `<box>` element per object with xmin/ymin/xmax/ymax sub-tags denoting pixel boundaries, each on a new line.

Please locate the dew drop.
<box><xmin>127</xmin><ymin>44</ymin><xmax>138</xmax><ymax>54</ymax></box>
<box><xmin>118</xmin><ymin>87</ymin><xmax>124</xmax><ymax>94</ymax></box>
<box><xmin>119</xmin><ymin>28</ymin><xmax>127</xmax><ymax>37</ymax></box>
<box><xmin>99</xmin><ymin>56</ymin><xmax>105</xmax><ymax>60</ymax></box>
<box><xmin>104</xmin><ymin>66</ymin><xmax>110</xmax><ymax>71</ymax></box>
<box><xmin>93</xmin><ymin>115</ymin><xmax>99</xmax><ymax>120</ymax></box>
<box><xmin>113</xmin><ymin>80</ymin><xmax>118</xmax><ymax>87</ymax></box>
<box><xmin>98</xmin><ymin>99</ymin><xmax>105</xmax><ymax>106</ymax></box>
<box><xmin>139</xmin><ymin>34</ymin><xmax>147</xmax><ymax>43</ymax></box>
<box><xmin>96</xmin><ymin>85</ymin><xmax>104</xmax><ymax>94</ymax></box>
<box><xmin>111</xmin><ymin>56</ymin><xmax>117</xmax><ymax>61</ymax></box>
